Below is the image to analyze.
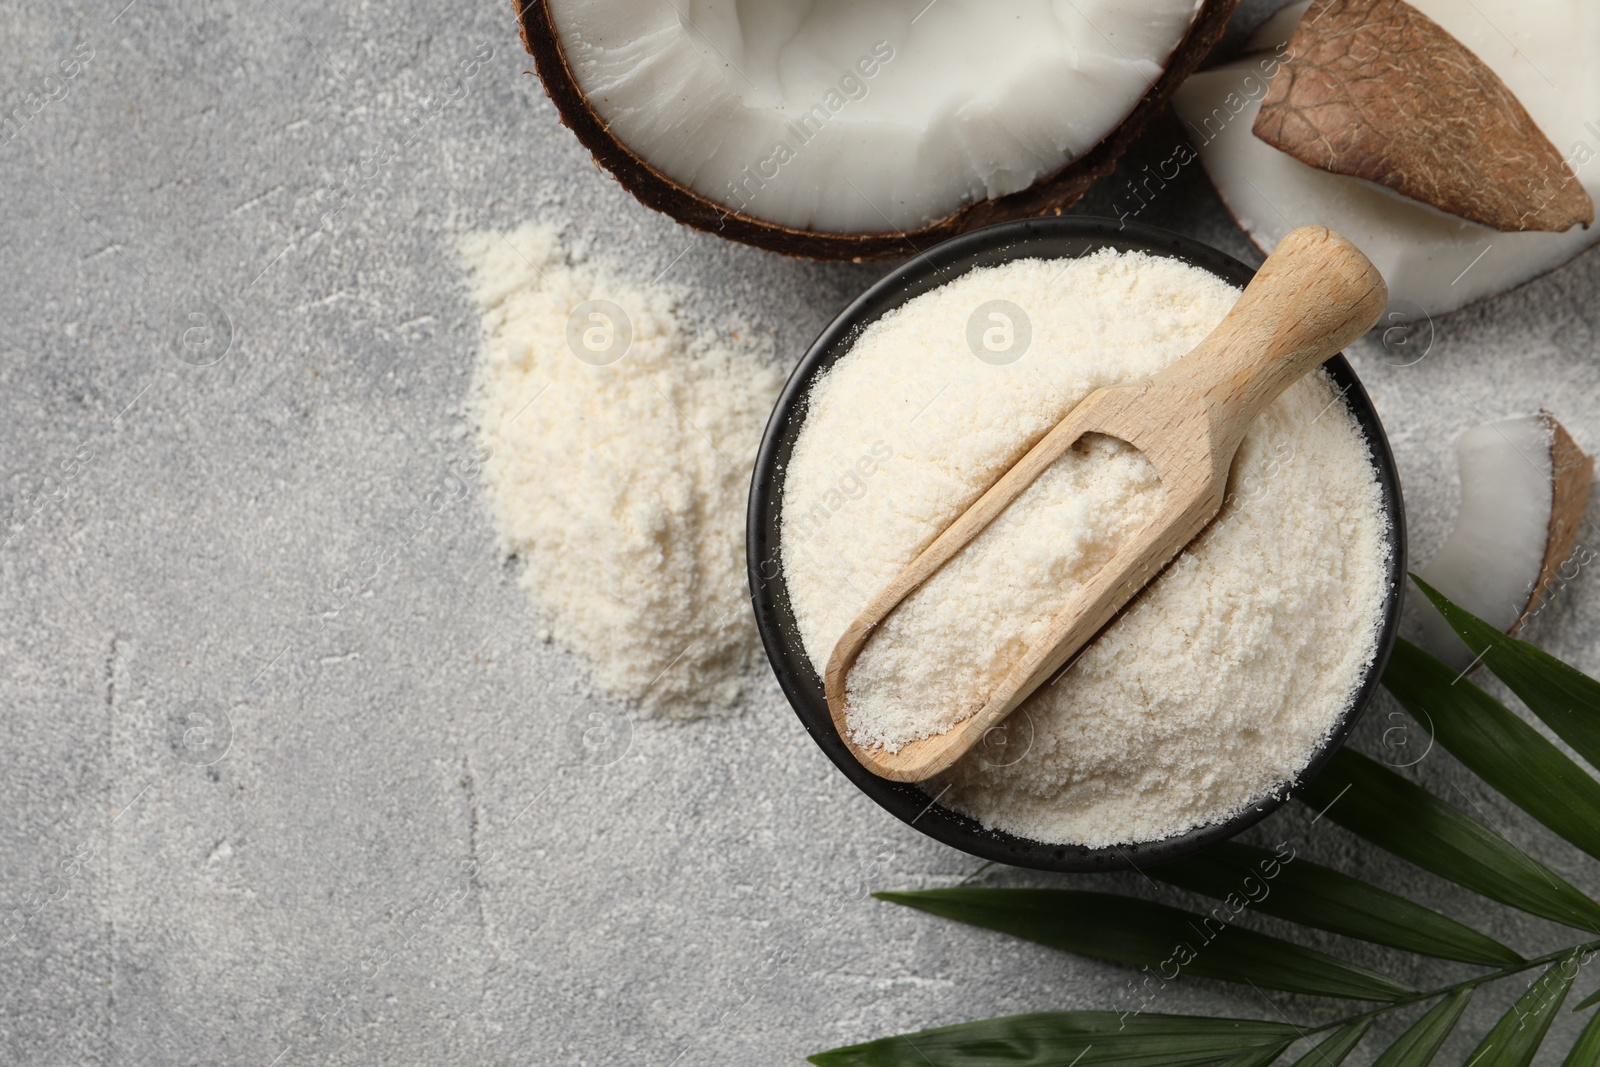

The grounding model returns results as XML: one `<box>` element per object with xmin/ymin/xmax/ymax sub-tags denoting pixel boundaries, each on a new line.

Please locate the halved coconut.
<box><xmin>517</xmin><ymin>0</ymin><xmax>1237</xmax><ymax>259</ymax></box>
<box><xmin>1172</xmin><ymin>0</ymin><xmax>1600</xmax><ymax>317</ymax></box>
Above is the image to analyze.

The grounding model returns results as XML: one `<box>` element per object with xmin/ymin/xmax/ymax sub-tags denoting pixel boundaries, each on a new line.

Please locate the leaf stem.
<box><xmin>1308</xmin><ymin>939</ymin><xmax>1600</xmax><ymax>1034</ymax></box>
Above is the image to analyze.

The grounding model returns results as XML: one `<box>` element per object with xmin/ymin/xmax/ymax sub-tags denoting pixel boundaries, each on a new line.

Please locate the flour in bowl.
<box><xmin>780</xmin><ymin>249</ymin><xmax>1390</xmax><ymax>847</ymax></box>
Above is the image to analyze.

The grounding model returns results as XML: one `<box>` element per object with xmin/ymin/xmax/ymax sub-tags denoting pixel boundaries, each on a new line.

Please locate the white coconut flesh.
<box><xmin>1171</xmin><ymin>0</ymin><xmax>1600</xmax><ymax>318</ymax></box>
<box><xmin>1413</xmin><ymin>415</ymin><xmax>1554</xmax><ymax>671</ymax></box>
<box><xmin>545</xmin><ymin>0</ymin><xmax>1206</xmax><ymax>234</ymax></box>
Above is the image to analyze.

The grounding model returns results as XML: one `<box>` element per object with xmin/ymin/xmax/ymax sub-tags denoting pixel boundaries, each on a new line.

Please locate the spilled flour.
<box><xmin>461</xmin><ymin>224</ymin><xmax>784</xmax><ymax>719</ymax></box>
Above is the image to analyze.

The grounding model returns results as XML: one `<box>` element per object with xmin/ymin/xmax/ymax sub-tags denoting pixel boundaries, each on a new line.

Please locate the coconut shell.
<box><xmin>514</xmin><ymin>0</ymin><xmax>1239</xmax><ymax>261</ymax></box>
<box><xmin>1514</xmin><ymin>412</ymin><xmax>1595</xmax><ymax>632</ymax></box>
<box><xmin>1253</xmin><ymin>0</ymin><xmax>1594</xmax><ymax>234</ymax></box>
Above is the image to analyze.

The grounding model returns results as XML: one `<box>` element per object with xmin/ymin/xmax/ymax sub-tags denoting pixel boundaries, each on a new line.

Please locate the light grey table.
<box><xmin>5</xmin><ymin>1</ymin><xmax>1600</xmax><ymax>1063</ymax></box>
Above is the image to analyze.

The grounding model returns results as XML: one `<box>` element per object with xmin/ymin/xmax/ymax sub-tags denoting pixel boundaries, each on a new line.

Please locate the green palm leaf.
<box><xmin>1562</xmin><ymin>1006</ymin><xmax>1600</xmax><ymax>1065</ymax></box>
<box><xmin>1151</xmin><ymin>840</ymin><xmax>1520</xmax><ymax>966</ymax></box>
<box><xmin>807</xmin><ymin>1012</ymin><xmax>1299</xmax><ymax>1067</ymax></box>
<box><xmin>874</xmin><ymin>888</ymin><xmax>1413</xmax><ymax>1001</ymax></box>
<box><xmin>1288</xmin><ymin>1020</ymin><xmax>1372</xmax><ymax>1067</ymax></box>
<box><xmin>1216</xmin><ymin>1040</ymin><xmax>1294</xmax><ymax>1067</ymax></box>
<box><xmin>1370</xmin><ymin>988</ymin><xmax>1474</xmax><ymax>1067</ymax></box>
<box><xmin>1412</xmin><ymin>576</ymin><xmax>1600</xmax><ymax>769</ymax></box>
<box><xmin>1385</xmin><ymin>637</ymin><xmax>1600</xmax><ymax>864</ymax></box>
<box><xmin>1296</xmin><ymin>749</ymin><xmax>1600</xmax><ymax>932</ymax></box>
<box><xmin>1464</xmin><ymin>953</ymin><xmax>1578</xmax><ymax>1067</ymax></box>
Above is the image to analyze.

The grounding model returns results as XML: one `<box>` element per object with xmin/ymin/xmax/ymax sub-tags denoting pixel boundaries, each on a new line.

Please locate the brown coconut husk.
<box><xmin>1253</xmin><ymin>0</ymin><xmax>1594</xmax><ymax>234</ymax></box>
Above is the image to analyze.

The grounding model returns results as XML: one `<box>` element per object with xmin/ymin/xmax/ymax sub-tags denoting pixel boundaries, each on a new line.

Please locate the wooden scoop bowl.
<box><xmin>824</xmin><ymin>225</ymin><xmax>1388</xmax><ymax>783</ymax></box>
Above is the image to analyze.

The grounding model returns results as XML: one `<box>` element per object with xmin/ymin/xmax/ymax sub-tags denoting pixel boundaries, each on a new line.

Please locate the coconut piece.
<box><xmin>1530</xmin><ymin>417</ymin><xmax>1597</xmax><ymax>621</ymax></box>
<box><xmin>1253</xmin><ymin>0</ymin><xmax>1592</xmax><ymax>234</ymax></box>
<box><xmin>516</xmin><ymin>0</ymin><xmax>1237</xmax><ymax>260</ymax></box>
<box><xmin>1172</xmin><ymin>0</ymin><xmax>1600</xmax><ymax>317</ymax></box>
<box><xmin>1413</xmin><ymin>413</ymin><xmax>1593</xmax><ymax>672</ymax></box>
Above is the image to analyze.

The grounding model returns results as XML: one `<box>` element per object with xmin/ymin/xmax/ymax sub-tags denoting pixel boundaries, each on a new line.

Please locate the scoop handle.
<box><xmin>1176</xmin><ymin>226</ymin><xmax>1387</xmax><ymax>456</ymax></box>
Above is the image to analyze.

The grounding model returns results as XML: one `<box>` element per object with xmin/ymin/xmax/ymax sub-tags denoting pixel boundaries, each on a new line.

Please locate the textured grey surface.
<box><xmin>4</xmin><ymin>0</ymin><xmax>1600</xmax><ymax>1064</ymax></box>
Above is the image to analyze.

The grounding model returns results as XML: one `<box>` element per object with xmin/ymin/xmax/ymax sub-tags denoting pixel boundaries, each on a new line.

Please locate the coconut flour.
<box><xmin>462</xmin><ymin>224</ymin><xmax>783</xmax><ymax>719</ymax></box>
<box><xmin>781</xmin><ymin>249</ymin><xmax>1390</xmax><ymax>848</ymax></box>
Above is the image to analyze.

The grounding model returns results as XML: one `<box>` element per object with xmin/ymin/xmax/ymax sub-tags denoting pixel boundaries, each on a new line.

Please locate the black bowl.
<box><xmin>746</xmin><ymin>217</ymin><xmax>1406</xmax><ymax>873</ymax></box>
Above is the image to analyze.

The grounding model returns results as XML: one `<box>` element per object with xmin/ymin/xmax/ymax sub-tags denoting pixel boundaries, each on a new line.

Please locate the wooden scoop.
<box><xmin>824</xmin><ymin>225</ymin><xmax>1388</xmax><ymax>783</ymax></box>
